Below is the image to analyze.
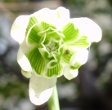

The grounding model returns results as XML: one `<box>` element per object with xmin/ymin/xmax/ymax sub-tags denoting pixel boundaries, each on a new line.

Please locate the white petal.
<box><xmin>29</xmin><ymin>72</ymin><xmax>57</xmax><ymax>105</ymax></box>
<box><xmin>63</xmin><ymin>65</ymin><xmax>78</xmax><ymax>80</ymax></box>
<box><xmin>33</xmin><ymin>7</ymin><xmax>70</xmax><ymax>28</ymax></box>
<box><xmin>17</xmin><ymin>46</ymin><xmax>31</xmax><ymax>72</ymax></box>
<box><xmin>70</xmin><ymin>48</ymin><xmax>89</xmax><ymax>65</ymax></box>
<box><xmin>11</xmin><ymin>15</ymin><xmax>29</xmax><ymax>44</ymax></box>
<box><xmin>56</xmin><ymin>7</ymin><xmax>70</xmax><ymax>19</ymax></box>
<box><xmin>56</xmin><ymin>7</ymin><xmax>70</xmax><ymax>28</ymax></box>
<box><xmin>71</xmin><ymin>18</ymin><xmax>102</xmax><ymax>42</ymax></box>
<box><xmin>29</xmin><ymin>86</ymin><xmax>53</xmax><ymax>105</ymax></box>
<box><xmin>33</xmin><ymin>8</ymin><xmax>57</xmax><ymax>24</ymax></box>
<box><xmin>21</xmin><ymin>70</ymin><xmax>32</xmax><ymax>78</ymax></box>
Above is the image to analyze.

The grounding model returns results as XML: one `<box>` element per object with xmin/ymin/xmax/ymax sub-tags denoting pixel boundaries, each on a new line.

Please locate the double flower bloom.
<box><xmin>11</xmin><ymin>7</ymin><xmax>102</xmax><ymax>105</ymax></box>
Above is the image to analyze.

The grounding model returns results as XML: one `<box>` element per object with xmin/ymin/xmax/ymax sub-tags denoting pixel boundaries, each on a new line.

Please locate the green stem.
<box><xmin>48</xmin><ymin>85</ymin><xmax>60</xmax><ymax>110</ymax></box>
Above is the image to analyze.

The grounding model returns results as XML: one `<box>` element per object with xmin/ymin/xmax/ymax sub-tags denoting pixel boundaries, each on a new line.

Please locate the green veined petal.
<box><xmin>41</xmin><ymin>21</ymin><xmax>56</xmax><ymax>31</ymax></box>
<box><xmin>26</xmin><ymin>48</ymin><xmax>45</xmax><ymax>75</ymax></box>
<box><xmin>26</xmin><ymin>24</ymin><xmax>43</xmax><ymax>45</ymax></box>
<box><xmin>46</xmin><ymin>31</ymin><xmax>62</xmax><ymax>41</ymax></box>
<box><xmin>62</xmin><ymin>48</ymin><xmax>76</xmax><ymax>64</ymax></box>
<box><xmin>63</xmin><ymin>22</ymin><xmax>79</xmax><ymax>42</ymax></box>
<box><xmin>25</xmin><ymin>16</ymin><xmax>38</xmax><ymax>36</ymax></box>
<box><xmin>39</xmin><ymin>48</ymin><xmax>53</xmax><ymax>61</ymax></box>
<box><xmin>70</xmin><ymin>36</ymin><xmax>90</xmax><ymax>47</ymax></box>
<box><xmin>70</xmin><ymin>62</ymin><xmax>81</xmax><ymax>70</ymax></box>
<box><xmin>40</xmin><ymin>22</ymin><xmax>62</xmax><ymax>43</ymax></box>
<box><xmin>46</xmin><ymin>63</ymin><xmax>63</xmax><ymax>77</ymax></box>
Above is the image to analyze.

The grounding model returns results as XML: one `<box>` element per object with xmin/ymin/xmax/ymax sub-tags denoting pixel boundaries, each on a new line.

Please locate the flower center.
<box><xmin>46</xmin><ymin>39</ymin><xmax>59</xmax><ymax>53</ymax></box>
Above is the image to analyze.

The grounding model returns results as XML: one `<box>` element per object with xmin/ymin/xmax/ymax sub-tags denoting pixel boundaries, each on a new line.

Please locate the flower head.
<box><xmin>11</xmin><ymin>7</ymin><xmax>102</xmax><ymax>105</ymax></box>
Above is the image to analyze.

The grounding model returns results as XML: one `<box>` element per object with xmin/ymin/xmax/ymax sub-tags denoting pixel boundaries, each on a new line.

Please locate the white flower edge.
<box><xmin>70</xmin><ymin>48</ymin><xmax>89</xmax><ymax>65</ymax></box>
<box><xmin>11</xmin><ymin>15</ymin><xmax>29</xmax><ymax>44</ymax></box>
<box><xmin>33</xmin><ymin>7</ymin><xmax>70</xmax><ymax>28</ymax></box>
<box><xmin>70</xmin><ymin>17</ymin><xmax>102</xmax><ymax>42</ymax></box>
<box><xmin>63</xmin><ymin>65</ymin><xmax>78</xmax><ymax>80</ymax></box>
<box><xmin>17</xmin><ymin>40</ymin><xmax>33</xmax><ymax>77</ymax></box>
<box><xmin>64</xmin><ymin>48</ymin><xmax>89</xmax><ymax>80</ymax></box>
<box><xmin>29</xmin><ymin>72</ymin><xmax>57</xmax><ymax>105</ymax></box>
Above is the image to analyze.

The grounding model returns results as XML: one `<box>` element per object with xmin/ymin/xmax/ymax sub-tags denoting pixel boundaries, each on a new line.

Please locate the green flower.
<box><xmin>11</xmin><ymin>7</ymin><xmax>102</xmax><ymax>105</ymax></box>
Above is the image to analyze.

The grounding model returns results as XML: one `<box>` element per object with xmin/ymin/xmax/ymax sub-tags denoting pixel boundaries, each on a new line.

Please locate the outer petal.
<box><xmin>71</xmin><ymin>18</ymin><xmax>102</xmax><ymax>42</ymax></box>
<box><xmin>11</xmin><ymin>15</ymin><xmax>29</xmax><ymax>44</ymax></box>
<box><xmin>33</xmin><ymin>7</ymin><xmax>70</xmax><ymax>28</ymax></box>
<box><xmin>33</xmin><ymin>8</ymin><xmax>57</xmax><ymax>25</ymax></box>
<box><xmin>63</xmin><ymin>65</ymin><xmax>78</xmax><ymax>80</ymax></box>
<box><xmin>64</xmin><ymin>48</ymin><xmax>88</xmax><ymax>80</ymax></box>
<box><xmin>17</xmin><ymin>46</ymin><xmax>32</xmax><ymax>78</ymax></box>
<box><xmin>56</xmin><ymin>7</ymin><xmax>70</xmax><ymax>28</ymax></box>
<box><xmin>70</xmin><ymin>48</ymin><xmax>89</xmax><ymax>65</ymax></box>
<box><xmin>56</xmin><ymin>7</ymin><xmax>70</xmax><ymax>20</ymax></box>
<box><xmin>29</xmin><ymin>72</ymin><xmax>57</xmax><ymax>105</ymax></box>
<box><xmin>17</xmin><ymin>40</ymin><xmax>33</xmax><ymax>78</ymax></box>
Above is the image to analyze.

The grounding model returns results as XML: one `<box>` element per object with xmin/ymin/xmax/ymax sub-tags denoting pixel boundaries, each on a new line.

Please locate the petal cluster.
<box><xmin>11</xmin><ymin>7</ymin><xmax>102</xmax><ymax>105</ymax></box>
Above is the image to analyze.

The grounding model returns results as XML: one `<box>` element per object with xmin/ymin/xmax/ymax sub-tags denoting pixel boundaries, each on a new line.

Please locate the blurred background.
<box><xmin>0</xmin><ymin>0</ymin><xmax>112</xmax><ymax>110</ymax></box>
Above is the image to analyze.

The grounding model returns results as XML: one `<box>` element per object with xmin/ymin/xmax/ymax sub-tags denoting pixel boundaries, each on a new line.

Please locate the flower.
<box><xmin>10</xmin><ymin>7</ymin><xmax>102</xmax><ymax>105</ymax></box>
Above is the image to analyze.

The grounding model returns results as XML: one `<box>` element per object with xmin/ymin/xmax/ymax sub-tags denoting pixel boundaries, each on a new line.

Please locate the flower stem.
<box><xmin>48</xmin><ymin>85</ymin><xmax>60</xmax><ymax>110</ymax></box>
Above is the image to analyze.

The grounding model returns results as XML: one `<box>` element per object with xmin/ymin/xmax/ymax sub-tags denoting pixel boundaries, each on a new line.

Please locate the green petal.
<box><xmin>25</xmin><ymin>16</ymin><xmax>38</xmax><ymax>36</ymax></box>
<box><xmin>41</xmin><ymin>21</ymin><xmax>56</xmax><ymax>31</ymax></box>
<box><xmin>26</xmin><ymin>23</ymin><xmax>43</xmax><ymax>45</ymax></box>
<box><xmin>70</xmin><ymin>62</ymin><xmax>81</xmax><ymax>70</ymax></box>
<box><xmin>63</xmin><ymin>22</ymin><xmax>79</xmax><ymax>42</ymax></box>
<box><xmin>46</xmin><ymin>63</ymin><xmax>63</xmax><ymax>77</ymax></box>
<box><xmin>26</xmin><ymin>48</ymin><xmax>45</xmax><ymax>75</ymax></box>
<box><xmin>26</xmin><ymin>21</ymin><xmax>58</xmax><ymax>45</ymax></box>
<box><xmin>39</xmin><ymin>48</ymin><xmax>53</xmax><ymax>61</ymax></box>
<box><xmin>62</xmin><ymin>48</ymin><xmax>76</xmax><ymax>64</ymax></box>
<box><xmin>47</xmin><ymin>60</ymin><xmax>58</xmax><ymax>68</ymax></box>
<box><xmin>70</xmin><ymin>36</ymin><xmax>90</xmax><ymax>47</ymax></box>
<box><xmin>45</xmin><ymin>30</ymin><xmax>62</xmax><ymax>41</ymax></box>
<box><xmin>40</xmin><ymin>22</ymin><xmax>62</xmax><ymax>42</ymax></box>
